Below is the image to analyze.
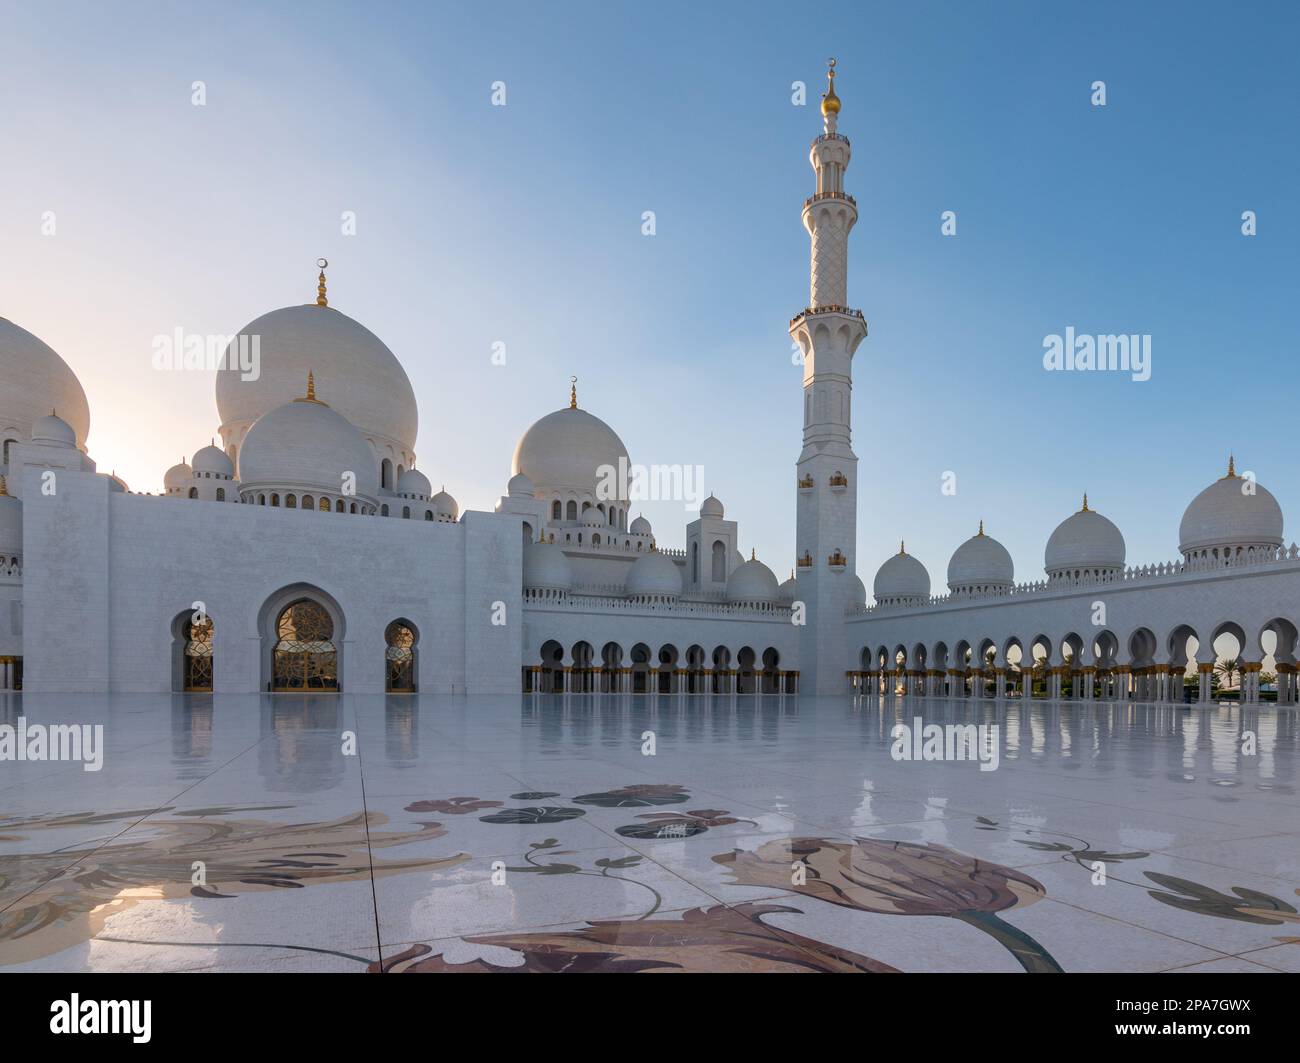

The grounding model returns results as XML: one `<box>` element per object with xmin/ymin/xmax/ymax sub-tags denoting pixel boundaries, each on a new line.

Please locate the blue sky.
<box><xmin>2</xmin><ymin>0</ymin><xmax>1297</xmax><ymax>586</ymax></box>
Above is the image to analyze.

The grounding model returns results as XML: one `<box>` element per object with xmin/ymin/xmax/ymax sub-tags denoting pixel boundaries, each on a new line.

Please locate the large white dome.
<box><xmin>777</xmin><ymin>571</ymin><xmax>798</xmax><ymax>604</ymax></box>
<box><xmin>511</xmin><ymin>403</ymin><xmax>629</xmax><ymax>495</ymax></box>
<box><xmin>397</xmin><ymin>467</ymin><xmax>432</xmax><ymax>498</ymax></box>
<box><xmin>163</xmin><ymin>460</ymin><xmax>193</xmax><ymax>492</ymax></box>
<box><xmin>1179</xmin><ymin>461</ymin><xmax>1283</xmax><ymax>557</ymax></box>
<box><xmin>726</xmin><ymin>554</ymin><xmax>779</xmax><ymax>605</ymax></box>
<box><xmin>874</xmin><ymin>545</ymin><xmax>931</xmax><ymax>604</ymax></box>
<box><xmin>947</xmin><ymin>524</ymin><xmax>1014</xmax><ymax>592</ymax></box>
<box><xmin>216</xmin><ymin>304</ymin><xmax>417</xmax><ymax>453</ymax></box>
<box><xmin>1045</xmin><ymin>498</ymin><xmax>1125</xmax><ymax>576</ymax></box>
<box><xmin>523</xmin><ymin>540</ymin><xmax>573</xmax><ymax>593</ymax></box>
<box><xmin>625</xmin><ymin>549</ymin><xmax>683</xmax><ymax>600</ymax></box>
<box><xmin>238</xmin><ymin>391</ymin><xmax>379</xmax><ymax>499</ymax></box>
<box><xmin>191</xmin><ymin>444</ymin><xmax>234</xmax><ymax>478</ymax></box>
<box><xmin>0</xmin><ymin>317</ymin><xmax>91</xmax><ymax>451</ymax></box>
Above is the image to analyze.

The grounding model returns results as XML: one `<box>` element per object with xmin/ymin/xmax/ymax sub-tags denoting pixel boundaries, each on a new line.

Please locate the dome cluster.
<box><xmin>153</xmin><ymin>271</ymin><xmax>460</xmax><ymax>521</ymax></box>
<box><xmin>873</xmin><ymin>460</ymin><xmax>1288</xmax><ymax>607</ymax></box>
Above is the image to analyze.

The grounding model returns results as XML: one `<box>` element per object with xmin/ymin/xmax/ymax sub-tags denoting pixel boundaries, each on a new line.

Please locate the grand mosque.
<box><xmin>1</xmin><ymin>64</ymin><xmax>1296</xmax><ymax>703</ymax></box>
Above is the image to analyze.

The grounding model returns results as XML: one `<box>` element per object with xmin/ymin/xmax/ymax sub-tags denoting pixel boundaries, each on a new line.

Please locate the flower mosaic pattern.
<box><xmin>4</xmin><ymin>785</ymin><xmax>1296</xmax><ymax>972</ymax></box>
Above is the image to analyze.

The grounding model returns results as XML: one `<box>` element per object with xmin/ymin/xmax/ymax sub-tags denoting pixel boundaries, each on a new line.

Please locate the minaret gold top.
<box><xmin>316</xmin><ymin>258</ymin><xmax>329</xmax><ymax>307</ymax></box>
<box><xmin>1081</xmin><ymin>493</ymin><xmax>1090</xmax><ymax>512</ymax></box>
<box><xmin>569</xmin><ymin>376</ymin><xmax>578</xmax><ymax>409</ymax></box>
<box><xmin>821</xmin><ymin>58</ymin><xmax>840</xmax><ymax>116</ymax></box>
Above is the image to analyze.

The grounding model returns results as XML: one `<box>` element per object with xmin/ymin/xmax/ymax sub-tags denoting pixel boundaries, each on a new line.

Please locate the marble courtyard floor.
<box><xmin>1</xmin><ymin>692</ymin><xmax>1297</xmax><ymax>974</ymax></box>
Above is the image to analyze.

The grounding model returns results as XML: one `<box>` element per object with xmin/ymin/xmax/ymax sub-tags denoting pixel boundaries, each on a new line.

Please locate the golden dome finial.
<box><xmin>750</xmin><ymin>547</ymin><xmax>756</xmax><ymax>561</ymax></box>
<box><xmin>1081</xmin><ymin>493</ymin><xmax>1089</xmax><ymax>512</ymax></box>
<box><xmin>569</xmin><ymin>376</ymin><xmax>578</xmax><ymax>409</ymax></box>
<box><xmin>315</xmin><ymin>258</ymin><xmax>329</xmax><ymax>307</ymax></box>
<box><xmin>295</xmin><ymin>370</ymin><xmax>327</xmax><ymax>405</ymax></box>
<box><xmin>1227</xmin><ymin>454</ymin><xmax>1236</xmax><ymax>478</ymax></box>
<box><xmin>978</xmin><ymin>519</ymin><xmax>985</xmax><ymax>537</ymax></box>
<box><xmin>899</xmin><ymin>540</ymin><xmax>906</xmax><ymax>555</ymax></box>
<box><xmin>821</xmin><ymin>58</ymin><xmax>840</xmax><ymax>116</ymax></box>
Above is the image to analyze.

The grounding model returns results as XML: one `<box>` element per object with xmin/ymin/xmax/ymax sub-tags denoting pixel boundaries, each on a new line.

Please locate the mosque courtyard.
<box><xmin>1</xmin><ymin>692</ymin><xmax>1297</xmax><ymax>974</ymax></box>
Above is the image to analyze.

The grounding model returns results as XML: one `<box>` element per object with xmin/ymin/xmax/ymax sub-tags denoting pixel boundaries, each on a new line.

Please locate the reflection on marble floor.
<box><xmin>1</xmin><ymin>692</ymin><xmax>1298</xmax><ymax>973</ymax></box>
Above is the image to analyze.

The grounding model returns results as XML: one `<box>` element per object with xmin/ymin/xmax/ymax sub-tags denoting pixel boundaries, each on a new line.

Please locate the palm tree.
<box><xmin>1214</xmin><ymin>657</ymin><xmax>1241</xmax><ymax>691</ymax></box>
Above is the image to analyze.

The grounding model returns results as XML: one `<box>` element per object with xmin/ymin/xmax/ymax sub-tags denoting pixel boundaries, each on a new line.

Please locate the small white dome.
<box><xmin>191</xmin><ymin>444</ymin><xmax>234</xmax><ymax>478</ymax></box>
<box><xmin>523</xmin><ymin>540</ymin><xmax>572</xmax><ymax>592</ymax></box>
<box><xmin>31</xmin><ymin>412</ymin><xmax>77</xmax><ymax>447</ymax></box>
<box><xmin>216</xmin><ymin>303</ymin><xmax>417</xmax><ymax>452</ymax></box>
<box><xmin>777</xmin><ymin>572</ymin><xmax>798</xmax><ymax>604</ymax></box>
<box><xmin>0</xmin><ymin>486</ymin><xmax>21</xmax><ymax>554</ymax></box>
<box><xmin>629</xmin><ymin>514</ymin><xmax>652</xmax><ymax>536</ymax></box>
<box><xmin>849</xmin><ymin>572</ymin><xmax>868</xmax><ymax>607</ymax></box>
<box><xmin>163</xmin><ymin>461</ymin><xmax>193</xmax><ymax>491</ymax></box>
<box><xmin>700</xmin><ymin>494</ymin><xmax>725</xmax><ymax>518</ymax></box>
<box><xmin>0</xmin><ymin>317</ymin><xmax>91</xmax><ymax>450</ymax></box>
<box><xmin>511</xmin><ymin>400</ymin><xmax>629</xmax><ymax>494</ymax></box>
<box><xmin>726</xmin><ymin>554</ymin><xmax>779</xmax><ymax>604</ymax></box>
<box><xmin>874</xmin><ymin>545</ymin><xmax>931</xmax><ymax>603</ymax></box>
<box><xmin>507</xmin><ymin>472</ymin><xmax>535</xmax><ymax>498</ymax></box>
<box><xmin>107</xmin><ymin>472</ymin><xmax>128</xmax><ymax>493</ymax></box>
<box><xmin>947</xmin><ymin>524</ymin><xmax>1014</xmax><ymax>591</ymax></box>
<box><xmin>625</xmin><ymin>549</ymin><xmax>683</xmax><ymax>600</ymax></box>
<box><xmin>1045</xmin><ymin>498</ymin><xmax>1126</xmax><ymax>575</ymax></box>
<box><xmin>1179</xmin><ymin>460</ymin><xmax>1283</xmax><ymax>556</ymax></box>
<box><xmin>431</xmin><ymin>489</ymin><xmax>458</xmax><ymax>521</ymax></box>
<box><xmin>238</xmin><ymin>387</ymin><xmax>379</xmax><ymax>499</ymax></box>
<box><xmin>397</xmin><ymin>467</ymin><xmax>432</xmax><ymax>498</ymax></box>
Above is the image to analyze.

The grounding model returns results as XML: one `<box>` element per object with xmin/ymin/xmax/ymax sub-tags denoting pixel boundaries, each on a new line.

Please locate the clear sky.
<box><xmin>2</xmin><ymin>0</ymin><xmax>1297</xmax><ymax>588</ymax></box>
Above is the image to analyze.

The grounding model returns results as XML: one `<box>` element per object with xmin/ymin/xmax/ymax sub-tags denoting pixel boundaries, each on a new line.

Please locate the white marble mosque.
<box><xmin>1</xmin><ymin>63</ymin><xmax>1297</xmax><ymax>703</ymax></box>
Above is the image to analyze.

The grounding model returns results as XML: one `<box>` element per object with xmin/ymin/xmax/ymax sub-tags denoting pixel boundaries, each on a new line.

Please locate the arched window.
<box><xmin>335</xmin><ymin>499</ymin><xmax>345</xmax><ymax>512</ymax></box>
<box><xmin>319</xmin><ymin>496</ymin><xmax>330</xmax><ymax>512</ymax></box>
<box><xmin>216</xmin><ymin>488</ymin><xmax>225</xmax><ymax>502</ymax></box>
<box><xmin>271</xmin><ymin>493</ymin><xmax>280</xmax><ymax>507</ymax></box>
<box><xmin>381</xmin><ymin>504</ymin><xmax>389</xmax><ymax>517</ymax></box>
<box><xmin>711</xmin><ymin>540</ymin><xmax>726</xmax><ymax>582</ymax></box>
<box><xmin>566</xmin><ymin>500</ymin><xmax>577</xmax><ymax>521</ymax></box>
<box><xmin>385</xmin><ymin>620</ymin><xmax>417</xmax><ymax>692</ymax></box>
<box><xmin>272</xmin><ymin>600</ymin><xmax>337</xmax><ymax>691</ymax></box>
<box><xmin>188</xmin><ymin>487</ymin><xmax>198</xmax><ymax>499</ymax></box>
<box><xmin>350</xmin><ymin>502</ymin><xmax>358</xmax><ymax>513</ymax></box>
<box><xmin>551</xmin><ymin>500</ymin><xmax>561</xmax><ymax>520</ymax></box>
<box><xmin>381</xmin><ymin>459</ymin><xmax>393</xmax><ymax>490</ymax></box>
<box><xmin>303</xmin><ymin>495</ymin><xmax>314</xmax><ymax>510</ymax></box>
<box><xmin>425</xmin><ymin>510</ymin><xmax>434</xmax><ymax>520</ymax></box>
<box><xmin>286</xmin><ymin>494</ymin><xmax>297</xmax><ymax>509</ymax></box>
<box><xmin>182</xmin><ymin>615</ymin><xmax>214</xmax><ymax>691</ymax></box>
<box><xmin>402</xmin><ymin>506</ymin><xmax>411</xmax><ymax>519</ymax></box>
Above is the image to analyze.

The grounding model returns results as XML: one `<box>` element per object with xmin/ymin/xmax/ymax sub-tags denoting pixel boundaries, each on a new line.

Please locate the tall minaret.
<box><xmin>790</xmin><ymin>59</ymin><xmax>867</xmax><ymax>695</ymax></box>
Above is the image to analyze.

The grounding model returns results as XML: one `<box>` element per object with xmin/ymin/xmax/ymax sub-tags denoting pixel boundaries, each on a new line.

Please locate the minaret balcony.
<box><xmin>828</xmin><ymin>472</ymin><xmax>848</xmax><ymax>492</ymax></box>
<box><xmin>796</xmin><ymin>551</ymin><xmax>813</xmax><ymax>568</ymax></box>
<box><xmin>803</xmin><ymin>191</ymin><xmax>856</xmax><ymax>209</ymax></box>
<box><xmin>797</xmin><ymin>475</ymin><xmax>814</xmax><ymax>491</ymax></box>
<box><xmin>788</xmin><ymin>305</ymin><xmax>866</xmax><ymax>329</ymax></box>
<box><xmin>811</xmin><ymin>133</ymin><xmax>850</xmax><ymax>147</ymax></box>
<box><xmin>827</xmin><ymin>549</ymin><xmax>847</xmax><ymax>568</ymax></box>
